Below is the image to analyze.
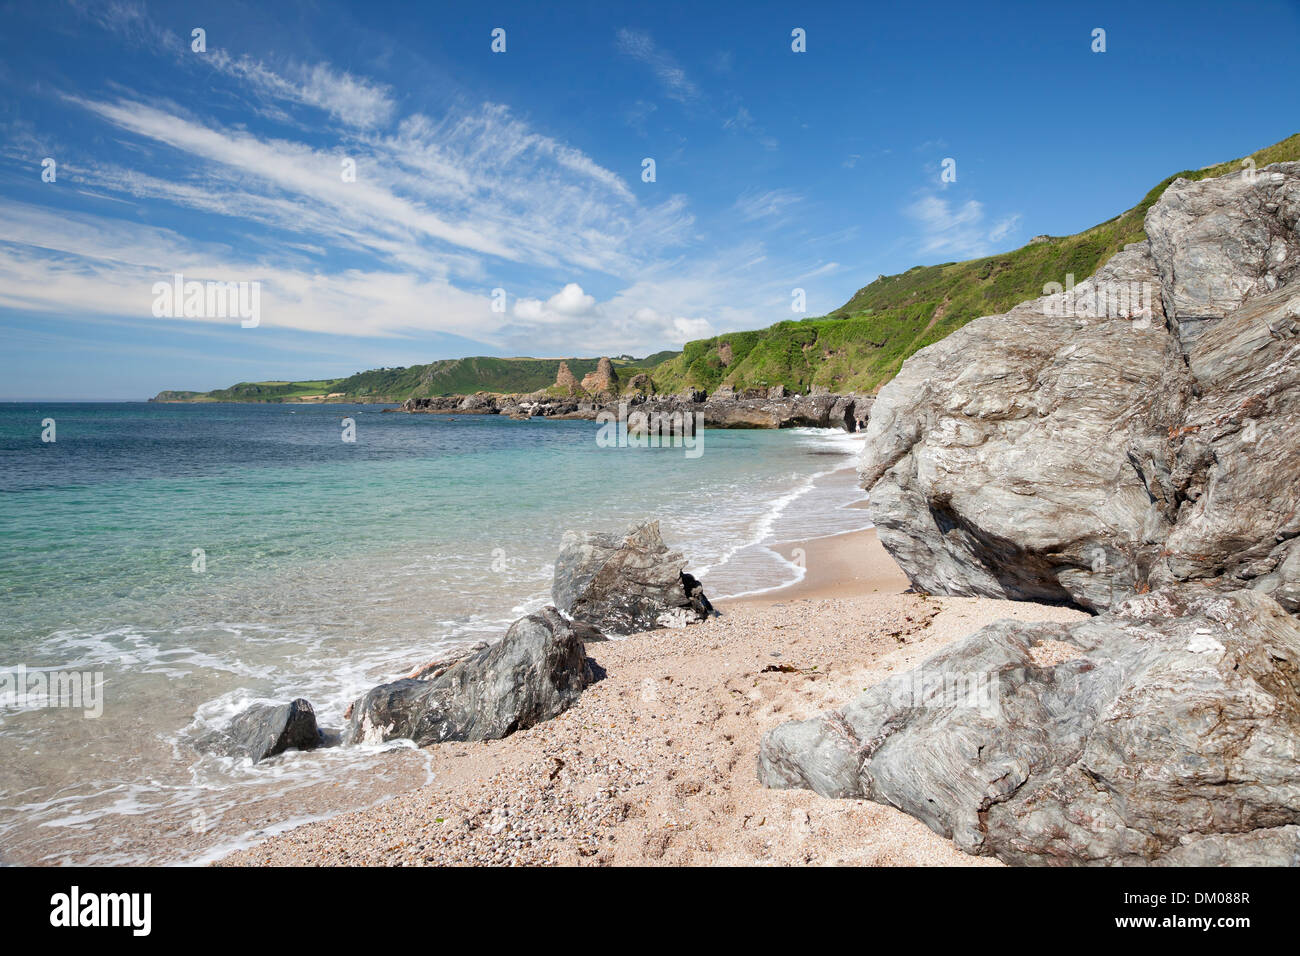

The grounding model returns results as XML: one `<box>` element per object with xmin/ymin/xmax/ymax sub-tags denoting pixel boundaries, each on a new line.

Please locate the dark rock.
<box><xmin>343</xmin><ymin>607</ymin><xmax>595</xmax><ymax>746</ymax></box>
<box><xmin>395</xmin><ymin>386</ymin><xmax>867</xmax><ymax>430</ymax></box>
<box><xmin>552</xmin><ymin>520</ymin><xmax>714</xmax><ymax>634</ymax></box>
<box><xmin>758</xmin><ymin>587</ymin><xmax>1300</xmax><ymax>865</ymax></box>
<box><xmin>829</xmin><ymin>395</ymin><xmax>857</xmax><ymax>432</ymax></box>
<box><xmin>200</xmin><ymin>698</ymin><xmax>326</xmax><ymax>763</ymax></box>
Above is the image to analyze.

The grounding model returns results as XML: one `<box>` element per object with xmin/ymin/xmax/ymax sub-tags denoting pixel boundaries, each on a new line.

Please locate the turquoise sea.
<box><xmin>0</xmin><ymin>402</ymin><xmax>870</xmax><ymax>864</ymax></box>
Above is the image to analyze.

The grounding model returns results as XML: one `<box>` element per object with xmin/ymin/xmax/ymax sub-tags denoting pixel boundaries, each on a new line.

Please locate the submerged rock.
<box><xmin>200</xmin><ymin>698</ymin><xmax>328</xmax><ymax>763</ymax></box>
<box><xmin>859</xmin><ymin>161</ymin><xmax>1300</xmax><ymax>613</ymax></box>
<box><xmin>343</xmin><ymin>607</ymin><xmax>595</xmax><ymax>747</ymax></box>
<box><xmin>552</xmin><ymin>520</ymin><xmax>714</xmax><ymax>635</ymax></box>
<box><xmin>758</xmin><ymin>588</ymin><xmax>1300</xmax><ymax>866</ymax></box>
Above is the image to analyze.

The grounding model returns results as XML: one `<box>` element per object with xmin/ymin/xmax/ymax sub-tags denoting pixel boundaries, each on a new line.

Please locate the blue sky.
<box><xmin>1</xmin><ymin>0</ymin><xmax>1298</xmax><ymax>400</ymax></box>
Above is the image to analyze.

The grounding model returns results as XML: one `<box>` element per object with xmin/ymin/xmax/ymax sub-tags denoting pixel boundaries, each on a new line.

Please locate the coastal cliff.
<box><xmin>758</xmin><ymin>160</ymin><xmax>1300</xmax><ymax>866</ymax></box>
<box><xmin>858</xmin><ymin>161</ymin><xmax>1300</xmax><ymax>614</ymax></box>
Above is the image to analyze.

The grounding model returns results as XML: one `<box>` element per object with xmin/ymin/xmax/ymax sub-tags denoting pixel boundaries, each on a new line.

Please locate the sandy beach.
<box><xmin>221</xmin><ymin>523</ymin><xmax>1087</xmax><ymax>867</ymax></box>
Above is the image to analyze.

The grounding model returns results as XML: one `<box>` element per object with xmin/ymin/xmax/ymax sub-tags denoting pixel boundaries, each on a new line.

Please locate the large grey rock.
<box><xmin>859</xmin><ymin>162</ymin><xmax>1300</xmax><ymax>613</ymax></box>
<box><xmin>552</xmin><ymin>521</ymin><xmax>714</xmax><ymax>634</ymax></box>
<box><xmin>758</xmin><ymin>588</ymin><xmax>1300</xmax><ymax>865</ymax></box>
<box><xmin>1146</xmin><ymin>164</ymin><xmax>1300</xmax><ymax>342</ymax></box>
<box><xmin>343</xmin><ymin>607</ymin><xmax>594</xmax><ymax>747</ymax></box>
<box><xmin>200</xmin><ymin>698</ymin><xmax>327</xmax><ymax>763</ymax></box>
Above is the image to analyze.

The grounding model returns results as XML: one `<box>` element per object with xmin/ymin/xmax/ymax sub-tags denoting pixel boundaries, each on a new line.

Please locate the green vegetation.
<box><xmin>650</xmin><ymin>132</ymin><xmax>1300</xmax><ymax>394</ymax></box>
<box><xmin>152</xmin><ymin>355</ymin><xmax>675</xmax><ymax>403</ymax></box>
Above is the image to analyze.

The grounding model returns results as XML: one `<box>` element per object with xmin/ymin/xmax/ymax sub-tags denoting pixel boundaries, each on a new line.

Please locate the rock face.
<box><xmin>758</xmin><ymin>588</ymin><xmax>1300</xmax><ymax>865</ymax></box>
<box><xmin>859</xmin><ymin>162</ymin><xmax>1300</xmax><ymax>613</ymax></box>
<box><xmin>552</xmin><ymin>520</ymin><xmax>714</xmax><ymax>635</ymax></box>
<box><xmin>343</xmin><ymin>607</ymin><xmax>595</xmax><ymax>747</ymax></box>
<box><xmin>554</xmin><ymin>361</ymin><xmax>582</xmax><ymax>396</ymax></box>
<box><xmin>200</xmin><ymin>698</ymin><xmax>327</xmax><ymax>763</ymax></box>
<box><xmin>580</xmin><ymin>356</ymin><xmax>618</xmax><ymax>396</ymax></box>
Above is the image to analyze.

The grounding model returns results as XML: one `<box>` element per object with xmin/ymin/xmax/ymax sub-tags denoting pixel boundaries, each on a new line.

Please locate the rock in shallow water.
<box><xmin>552</xmin><ymin>520</ymin><xmax>714</xmax><ymax>635</ymax></box>
<box><xmin>758</xmin><ymin>587</ymin><xmax>1300</xmax><ymax>866</ymax></box>
<box><xmin>200</xmin><ymin>698</ymin><xmax>328</xmax><ymax>763</ymax></box>
<box><xmin>343</xmin><ymin>606</ymin><xmax>595</xmax><ymax>747</ymax></box>
<box><xmin>859</xmin><ymin>161</ymin><xmax>1300</xmax><ymax>614</ymax></box>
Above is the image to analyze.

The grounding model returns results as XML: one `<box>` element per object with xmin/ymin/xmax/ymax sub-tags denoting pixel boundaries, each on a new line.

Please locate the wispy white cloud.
<box><xmin>616</xmin><ymin>29</ymin><xmax>699</xmax><ymax>103</ymax></box>
<box><xmin>905</xmin><ymin>193</ymin><xmax>1021</xmax><ymax>258</ymax></box>
<box><xmin>721</xmin><ymin>105</ymin><xmax>779</xmax><ymax>150</ymax></box>
<box><xmin>4</xmin><ymin>32</ymin><xmax>837</xmax><ymax>358</ymax></box>
<box><xmin>988</xmin><ymin>213</ymin><xmax>1022</xmax><ymax>243</ymax></box>
<box><xmin>206</xmin><ymin>52</ymin><xmax>397</xmax><ymax>128</ymax></box>
<box><xmin>733</xmin><ymin>188</ymin><xmax>803</xmax><ymax>223</ymax></box>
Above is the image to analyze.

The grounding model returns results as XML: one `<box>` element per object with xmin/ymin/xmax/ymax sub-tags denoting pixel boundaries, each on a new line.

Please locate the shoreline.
<box><xmin>220</xmin><ymin>527</ymin><xmax>1088</xmax><ymax>867</ymax></box>
<box><xmin>720</xmin><ymin>526</ymin><xmax>909</xmax><ymax>605</ymax></box>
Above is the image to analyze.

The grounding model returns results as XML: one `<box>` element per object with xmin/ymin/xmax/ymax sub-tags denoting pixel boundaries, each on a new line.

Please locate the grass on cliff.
<box><xmin>158</xmin><ymin>356</ymin><xmax>674</xmax><ymax>403</ymax></box>
<box><xmin>648</xmin><ymin>132</ymin><xmax>1300</xmax><ymax>395</ymax></box>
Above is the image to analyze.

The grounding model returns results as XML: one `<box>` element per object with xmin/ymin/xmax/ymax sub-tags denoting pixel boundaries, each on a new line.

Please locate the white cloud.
<box><xmin>906</xmin><ymin>193</ymin><xmax>1020</xmax><ymax>258</ymax></box>
<box><xmin>616</xmin><ymin>29</ymin><xmax>699</xmax><ymax>103</ymax></box>
<box><xmin>57</xmin><ymin>88</ymin><xmax>689</xmax><ymax>282</ymax></box>
<box><xmin>514</xmin><ymin>283</ymin><xmax>597</xmax><ymax>322</ymax></box>
<box><xmin>733</xmin><ymin>188</ymin><xmax>803</xmax><ymax>223</ymax></box>
<box><xmin>988</xmin><ymin>213</ymin><xmax>1022</xmax><ymax>243</ymax></box>
<box><xmin>207</xmin><ymin>53</ymin><xmax>397</xmax><ymax>129</ymax></box>
<box><xmin>3</xmin><ymin>43</ymin><xmax>838</xmax><ymax>360</ymax></box>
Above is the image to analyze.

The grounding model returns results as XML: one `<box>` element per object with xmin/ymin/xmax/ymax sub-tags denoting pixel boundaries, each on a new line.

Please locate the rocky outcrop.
<box><xmin>458</xmin><ymin>392</ymin><xmax>500</xmax><ymax>413</ymax></box>
<box><xmin>859</xmin><ymin>162</ymin><xmax>1300</xmax><ymax>613</ymax></box>
<box><xmin>758</xmin><ymin>587</ymin><xmax>1300</xmax><ymax>865</ymax></box>
<box><xmin>343</xmin><ymin>607</ymin><xmax>595</xmax><ymax>747</ymax></box>
<box><xmin>554</xmin><ymin>361</ymin><xmax>582</xmax><ymax>396</ymax></box>
<box><xmin>199</xmin><ymin>698</ymin><xmax>330</xmax><ymax>763</ymax></box>
<box><xmin>552</xmin><ymin>520</ymin><xmax>714</xmax><ymax>635</ymax></box>
<box><xmin>393</xmin><ymin>390</ymin><xmax>868</xmax><ymax>431</ymax></box>
<box><xmin>1146</xmin><ymin>165</ymin><xmax>1300</xmax><ymax>343</ymax></box>
<box><xmin>580</xmin><ymin>356</ymin><xmax>618</xmax><ymax>397</ymax></box>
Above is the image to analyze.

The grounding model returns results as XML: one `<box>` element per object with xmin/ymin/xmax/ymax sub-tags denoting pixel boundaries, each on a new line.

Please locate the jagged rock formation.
<box><xmin>580</xmin><ymin>356</ymin><xmax>618</xmax><ymax>396</ymax></box>
<box><xmin>859</xmin><ymin>162</ymin><xmax>1300</xmax><ymax>613</ymax></box>
<box><xmin>552</xmin><ymin>521</ymin><xmax>714</xmax><ymax>635</ymax></box>
<box><xmin>343</xmin><ymin>607</ymin><xmax>596</xmax><ymax>747</ymax></box>
<box><xmin>759</xmin><ymin>587</ymin><xmax>1300</xmax><ymax>866</ymax></box>
<box><xmin>554</xmin><ymin>361</ymin><xmax>582</xmax><ymax>396</ymax></box>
